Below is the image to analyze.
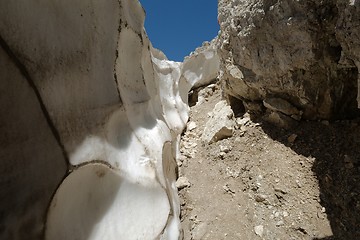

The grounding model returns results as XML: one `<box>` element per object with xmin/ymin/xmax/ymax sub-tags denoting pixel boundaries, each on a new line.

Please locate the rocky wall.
<box><xmin>218</xmin><ymin>0</ymin><xmax>360</xmax><ymax>122</ymax></box>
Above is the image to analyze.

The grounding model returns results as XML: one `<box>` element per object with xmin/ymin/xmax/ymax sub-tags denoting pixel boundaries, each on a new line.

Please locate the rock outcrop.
<box><xmin>218</xmin><ymin>0</ymin><xmax>360</xmax><ymax>121</ymax></box>
<box><xmin>0</xmin><ymin>1</ymin><xmax>219</xmax><ymax>239</ymax></box>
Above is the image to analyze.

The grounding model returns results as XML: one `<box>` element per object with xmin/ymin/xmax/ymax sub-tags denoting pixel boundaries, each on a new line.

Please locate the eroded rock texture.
<box><xmin>218</xmin><ymin>0</ymin><xmax>360</xmax><ymax>121</ymax></box>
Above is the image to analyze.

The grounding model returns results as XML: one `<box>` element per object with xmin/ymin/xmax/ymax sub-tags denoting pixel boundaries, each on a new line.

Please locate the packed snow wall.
<box><xmin>0</xmin><ymin>0</ymin><xmax>219</xmax><ymax>239</ymax></box>
<box><xmin>218</xmin><ymin>0</ymin><xmax>360</xmax><ymax>123</ymax></box>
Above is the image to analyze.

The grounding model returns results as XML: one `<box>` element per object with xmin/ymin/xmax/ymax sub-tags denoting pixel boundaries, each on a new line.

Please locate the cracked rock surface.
<box><xmin>218</xmin><ymin>0</ymin><xmax>360</xmax><ymax>121</ymax></box>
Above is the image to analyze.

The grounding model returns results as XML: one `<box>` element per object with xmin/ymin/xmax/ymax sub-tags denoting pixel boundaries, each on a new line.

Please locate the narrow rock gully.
<box><xmin>177</xmin><ymin>83</ymin><xmax>360</xmax><ymax>240</ymax></box>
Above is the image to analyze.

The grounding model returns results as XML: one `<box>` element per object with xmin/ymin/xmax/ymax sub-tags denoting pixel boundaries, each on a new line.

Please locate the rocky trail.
<box><xmin>178</xmin><ymin>84</ymin><xmax>360</xmax><ymax>240</ymax></box>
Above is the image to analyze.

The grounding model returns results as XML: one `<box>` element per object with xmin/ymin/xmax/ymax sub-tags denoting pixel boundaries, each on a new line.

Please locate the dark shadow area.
<box><xmin>0</xmin><ymin>39</ymin><xmax>68</xmax><ymax>240</ymax></box>
<box><xmin>260</xmin><ymin>119</ymin><xmax>360</xmax><ymax>239</ymax></box>
<box><xmin>188</xmin><ymin>89</ymin><xmax>199</xmax><ymax>107</ymax></box>
<box><xmin>228</xmin><ymin>95</ymin><xmax>246</xmax><ymax>117</ymax></box>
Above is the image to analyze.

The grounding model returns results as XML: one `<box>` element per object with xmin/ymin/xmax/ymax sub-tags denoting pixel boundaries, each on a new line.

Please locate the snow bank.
<box><xmin>0</xmin><ymin>0</ymin><xmax>219</xmax><ymax>239</ymax></box>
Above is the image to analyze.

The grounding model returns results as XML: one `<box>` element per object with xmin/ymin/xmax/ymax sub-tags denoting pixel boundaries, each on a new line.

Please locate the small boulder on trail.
<box><xmin>201</xmin><ymin>100</ymin><xmax>235</xmax><ymax>144</ymax></box>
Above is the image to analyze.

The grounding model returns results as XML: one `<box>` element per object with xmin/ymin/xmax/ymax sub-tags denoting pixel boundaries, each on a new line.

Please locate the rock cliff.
<box><xmin>218</xmin><ymin>0</ymin><xmax>360</xmax><ymax>121</ymax></box>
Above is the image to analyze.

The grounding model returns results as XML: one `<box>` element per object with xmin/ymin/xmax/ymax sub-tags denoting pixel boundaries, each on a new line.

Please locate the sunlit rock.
<box><xmin>201</xmin><ymin>100</ymin><xmax>235</xmax><ymax>143</ymax></box>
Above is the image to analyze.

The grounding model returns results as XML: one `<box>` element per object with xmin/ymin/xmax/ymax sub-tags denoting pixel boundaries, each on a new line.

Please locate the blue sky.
<box><xmin>139</xmin><ymin>0</ymin><xmax>219</xmax><ymax>62</ymax></box>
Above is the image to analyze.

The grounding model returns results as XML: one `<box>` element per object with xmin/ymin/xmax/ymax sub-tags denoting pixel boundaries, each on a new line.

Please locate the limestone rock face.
<box><xmin>218</xmin><ymin>0</ymin><xmax>360</xmax><ymax>120</ymax></box>
<box><xmin>0</xmin><ymin>0</ymin><xmax>217</xmax><ymax>239</ymax></box>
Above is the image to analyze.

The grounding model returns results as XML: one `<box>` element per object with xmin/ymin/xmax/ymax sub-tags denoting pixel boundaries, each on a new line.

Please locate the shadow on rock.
<box><xmin>260</xmin><ymin>120</ymin><xmax>360</xmax><ymax>240</ymax></box>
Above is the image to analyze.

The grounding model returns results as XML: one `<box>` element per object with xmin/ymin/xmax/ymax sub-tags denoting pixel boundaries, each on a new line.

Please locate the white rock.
<box><xmin>187</xmin><ymin>121</ymin><xmax>197</xmax><ymax>131</ymax></box>
<box><xmin>196</xmin><ymin>96</ymin><xmax>206</xmax><ymax>105</ymax></box>
<box><xmin>276</xmin><ymin>220</ymin><xmax>284</xmax><ymax>227</ymax></box>
<box><xmin>254</xmin><ymin>225</ymin><xmax>264</xmax><ymax>237</ymax></box>
<box><xmin>176</xmin><ymin>177</ymin><xmax>191</xmax><ymax>189</ymax></box>
<box><xmin>201</xmin><ymin>101</ymin><xmax>235</xmax><ymax>143</ymax></box>
<box><xmin>219</xmin><ymin>145</ymin><xmax>231</xmax><ymax>153</ymax></box>
<box><xmin>207</xmin><ymin>83</ymin><xmax>217</xmax><ymax>90</ymax></box>
<box><xmin>236</xmin><ymin>116</ymin><xmax>250</xmax><ymax>126</ymax></box>
<box><xmin>283</xmin><ymin>211</ymin><xmax>289</xmax><ymax>217</ymax></box>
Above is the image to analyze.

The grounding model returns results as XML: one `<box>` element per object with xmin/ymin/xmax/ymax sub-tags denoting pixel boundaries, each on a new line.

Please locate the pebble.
<box><xmin>236</xmin><ymin>116</ymin><xmax>250</xmax><ymax>126</ymax></box>
<box><xmin>274</xmin><ymin>187</ymin><xmax>287</xmax><ymax>194</ymax></box>
<box><xmin>321</xmin><ymin>120</ymin><xmax>330</xmax><ymax>126</ymax></box>
<box><xmin>187</xmin><ymin>121</ymin><xmax>197</xmax><ymax>131</ymax></box>
<box><xmin>283</xmin><ymin>211</ymin><xmax>289</xmax><ymax>217</ymax></box>
<box><xmin>317</xmin><ymin>212</ymin><xmax>324</xmax><ymax>219</ymax></box>
<box><xmin>207</xmin><ymin>83</ymin><xmax>216</xmax><ymax>90</ymax></box>
<box><xmin>220</xmin><ymin>145</ymin><xmax>231</xmax><ymax>153</ymax></box>
<box><xmin>223</xmin><ymin>184</ymin><xmax>235</xmax><ymax>194</ymax></box>
<box><xmin>240</xmin><ymin>125</ymin><xmax>247</xmax><ymax>132</ymax></box>
<box><xmin>287</xmin><ymin>134</ymin><xmax>298</xmax><ymax>143</ymax></box>
<box><xmin>255</xmin><ymin>194</ymin><xmax>267</xmax><ymax>202</ymax></box>
<box><xmin>276</xmin><ymin>220</ymin><xmax>284</xmax><ymax>227</ymax></box>
<box><xmin>178</xmin><ymin>155</ymin><xmax>186</xmax><ymax>162</ymax></box>
<box><xmin>176</xmin><ymin>177</ymin><xmax>191</xmax><ymax>189</ymax></box>
<box><xmin>183</xmin><ymin>141</ymin><xmax>197</xmax><ymax>149</ymax></box>
<box><xmin>189</xmin><ymin>214</ymin><xmax>197</xmax><ymax>221</ymax></box>
<box><xmin>197</xmin><ymin>96</ymin><xmax>206</xmax><ymax>105</ymax></box>
<box><xmin>254</xmin><ymin>225</ymin><xmax>264</xmax><ymax>237</ymax></box>
<box><xmin>186</xmin><ymin>132</ymin><xmax>198</xmax><ymax>138</ymax></box>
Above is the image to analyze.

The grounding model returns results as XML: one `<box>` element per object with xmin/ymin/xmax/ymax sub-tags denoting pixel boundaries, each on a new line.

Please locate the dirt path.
<box><xmin>178</xmin><ymin>85</ymin><xmax>360</xmax><ymax>240</ymax></box>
